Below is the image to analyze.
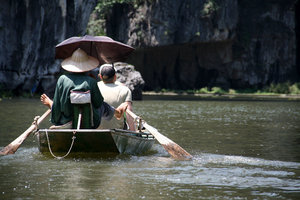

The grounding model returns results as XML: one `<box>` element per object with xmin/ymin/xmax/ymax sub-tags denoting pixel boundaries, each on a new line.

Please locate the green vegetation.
<box><xmin>87</xmin><ymin>0</ymin><xmax>131</xmax><ymax>36</ymax></box>
<box><xmin>202</xmin><ymin>0</ymin><xmax>219</xmax><ymax>16</ymax></box>
<box><xmin>95</xmin><ymin>0</ymin><xmax>135</xmax><ymax>18</ymax></box>
<box><xmin>1</xmin><ymin>82</ymin><xmax>300</xmax><ymax>100</ymax></box>
<box><xmin>87</xmin><ymin>18</ymin><xmax>106</xmax><ymax>36</ymax></box>
<box><xmin>87</xmin><ymin>0</ymin><xmax>220</xmax><ymax>35</ymax></box>
<box><xmin>261</xmin><ymin>82</ymin><xmax>300</xmax><ymax>94</ymax></box>
<box><xmin>153</xmin><ymin>82</ymin><xmax>300</xmax><ymax>96</ymax></box>
<box><xmin>156</xmin><ymin>87</ymin><xmax>229</xmax><ymax>95</ymax></box>
<box><xmin>87</xmin><ymin>0</ymin><xmax>145</xmax><ymax>36</ymax></box>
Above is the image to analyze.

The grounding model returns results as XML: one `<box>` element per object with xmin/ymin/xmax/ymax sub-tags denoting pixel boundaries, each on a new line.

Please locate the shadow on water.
<box><xmin>34</xmin><ymin>144</ymin><xmax>165</xmax><ymax>161</ymax></box>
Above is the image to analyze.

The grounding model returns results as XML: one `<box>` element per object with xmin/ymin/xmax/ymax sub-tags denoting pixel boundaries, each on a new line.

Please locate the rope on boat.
<box><xmin>45</xmin><ymin>130</ymin><xmax>76</xmax><ymax>159</ymax></box>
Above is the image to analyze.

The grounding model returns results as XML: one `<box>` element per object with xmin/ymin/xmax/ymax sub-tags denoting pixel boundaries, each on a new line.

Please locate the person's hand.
<box><xmin>114</xmin><ymin>102</ymin><xmax>128</xmax><ymax>120</ymax></box>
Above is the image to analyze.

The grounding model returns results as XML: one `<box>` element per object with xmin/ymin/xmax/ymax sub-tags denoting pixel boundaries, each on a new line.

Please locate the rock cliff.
<box><xmin>0</xmin><ymin>0</ymin><xmax>97</xmax><ymax>96</ymax></box>
<box><xmin>106</xmin><ymin>0</ymin><xmax>299</xmax><ymax>90</ymax></box>
<box><xmin>0</xmin><ymin>0</ymin><xmax>299</xmax><ymax>96</ymax></box>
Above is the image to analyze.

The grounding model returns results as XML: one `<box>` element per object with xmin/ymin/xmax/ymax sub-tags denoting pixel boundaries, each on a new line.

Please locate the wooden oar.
<box><xmin>0</xmin><ymin>109</ymin><xmax>51</xmax><ymax>155</ymax></box>
<box><xmin>126</xmin><ymin>110</ymin><xmax>192</xmax><ymax>160</ymax></box>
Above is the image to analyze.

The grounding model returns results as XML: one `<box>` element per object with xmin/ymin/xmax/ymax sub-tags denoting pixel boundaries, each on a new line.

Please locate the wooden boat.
<box><xmin>36</xmin><ymin>128</ymin><xmax>155</xmax><ymax>158</ymax></box>
<box><xmin>1</xmin><ymin>109</ymin><xmax>191</xmax><ymax>160</ymax></box>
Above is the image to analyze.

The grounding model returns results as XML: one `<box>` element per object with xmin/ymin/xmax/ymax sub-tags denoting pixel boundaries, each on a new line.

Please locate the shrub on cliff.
<box><xmin>87</xmin><ymin>0</ymin><xmax>141</xmax><ymax>36</ymax></box>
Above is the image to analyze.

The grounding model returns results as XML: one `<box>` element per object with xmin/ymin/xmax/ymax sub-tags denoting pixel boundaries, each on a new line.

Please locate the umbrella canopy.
<box><xmin>55</xmin><ymin>35</ymin><xmax>134</xmax><ymax>65</ymax></box>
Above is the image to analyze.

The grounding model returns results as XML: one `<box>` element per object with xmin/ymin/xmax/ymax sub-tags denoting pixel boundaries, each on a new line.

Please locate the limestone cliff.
<box><xmin>0</xmin><ymin>0</ymin><xmax>299</xmax><ymax>96</ymax></box>
<box><xmin>106</xmin><ymin>0</ymin><xmax>299</xmax><ymax>90</ymax></box>
<box><xmin>0</xmin><ymin>0</ymin><xmax>97</xmax><ymax>96</ymax></box>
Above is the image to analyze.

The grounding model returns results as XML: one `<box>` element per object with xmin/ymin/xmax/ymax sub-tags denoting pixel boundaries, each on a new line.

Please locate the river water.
<box><xmin>0</xmin><ymin>97</ymin><xmax>299</xmax><ymax>199</ymax></box>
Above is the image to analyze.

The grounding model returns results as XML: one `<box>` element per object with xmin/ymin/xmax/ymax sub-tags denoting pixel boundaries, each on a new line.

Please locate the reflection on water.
<box><xmin>0</xmin><ymin>97</ymin><xmax>300</xmax><ymax>199</ymax></box>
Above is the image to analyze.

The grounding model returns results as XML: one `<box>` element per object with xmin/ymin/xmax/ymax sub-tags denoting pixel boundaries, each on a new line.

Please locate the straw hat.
<box><xmin>61</xmin><ymin>48</ymin><xmax>99</xmax><ymax>72</ymax></box>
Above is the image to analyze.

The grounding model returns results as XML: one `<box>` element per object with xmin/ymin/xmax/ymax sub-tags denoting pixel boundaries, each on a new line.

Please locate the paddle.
<box><xmin>0</xmin><ymin>109</ymin><xmax>51</xmax><ymax>155</ymax></box>
<box><xmin>126</xmin><ymin>110</ymin><xmax>192</xmax><ymax>160</ymax></box>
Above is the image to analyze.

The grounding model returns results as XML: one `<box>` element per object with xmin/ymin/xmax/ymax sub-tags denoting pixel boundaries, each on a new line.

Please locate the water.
<box><xmin>0</xmin><ymin>97</ymin><xmax>300</xmax><ymax>199</ymax></box>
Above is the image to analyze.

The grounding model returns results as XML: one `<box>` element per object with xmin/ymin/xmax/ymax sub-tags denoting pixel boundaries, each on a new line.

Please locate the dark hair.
<box><xmin>100</xmin><ymin>65</ymin><xmax>115</xmax><ymax>81</ymax></box>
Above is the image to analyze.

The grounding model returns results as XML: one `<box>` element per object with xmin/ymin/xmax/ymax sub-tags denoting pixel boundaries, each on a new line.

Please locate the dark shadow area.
<box><xmin>296</xmin><ymin>0</ymin><xmax>300</xmax><ymax>78</ymax></box>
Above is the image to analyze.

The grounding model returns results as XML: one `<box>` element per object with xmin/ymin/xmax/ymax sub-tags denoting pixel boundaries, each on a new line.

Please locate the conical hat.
<box><xmin>61</xmin><ymin>48</ymin><xmax>99</xmax><ymax>72</ymax></box>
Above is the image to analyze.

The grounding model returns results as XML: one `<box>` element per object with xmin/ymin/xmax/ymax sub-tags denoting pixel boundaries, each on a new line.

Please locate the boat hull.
<box><xmin>36</xmin><ymin>129</ymin><xmax>155</xmax><ymax>156</ymax></box>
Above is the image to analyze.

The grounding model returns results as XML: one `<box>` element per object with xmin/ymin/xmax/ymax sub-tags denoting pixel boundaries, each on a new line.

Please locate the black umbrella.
<box><xmin>55</xmin><ymin>35</ymin><xmax>134</xmax><ymax>65</ymax></box>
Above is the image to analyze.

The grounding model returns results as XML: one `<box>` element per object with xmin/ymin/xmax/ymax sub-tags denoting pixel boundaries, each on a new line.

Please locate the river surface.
<box><xmin>0</xmin><ymin>97</ymin><xmax>299</xmax><ymax>199</ymax></box>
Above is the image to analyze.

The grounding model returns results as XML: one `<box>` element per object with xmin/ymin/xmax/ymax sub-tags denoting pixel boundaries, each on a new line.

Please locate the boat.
<box><xmin>36</xmin><ymin>128</ymin><xmax>155</xmax><ymax>158</ymax></box>
<box><xmin>0</xmin><ymin>109</ymin><xmax>191</xmax><ymax>160</ymax></box>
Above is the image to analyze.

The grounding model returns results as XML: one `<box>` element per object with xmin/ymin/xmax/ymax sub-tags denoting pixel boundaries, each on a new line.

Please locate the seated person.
<box><xmin>97</xmin><ymin>64</ymin><xmax>135</xmax><ymax>130</ymax></box>
<box><xmin>41</xmin><ymin>94</ymin><xmax>127</xmax><ymax>129</ymax></box>
<box><xmin>41</xmin><ymin>48</ymin><xmax>127</xmax><ymax>129</ymax></box>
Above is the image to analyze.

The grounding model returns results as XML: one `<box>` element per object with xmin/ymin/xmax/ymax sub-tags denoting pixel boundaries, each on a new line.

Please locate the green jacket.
<box><xmin>51</xmin><ymin>73</ymin><xmax>103</xmax><ymax>128</ymax></box>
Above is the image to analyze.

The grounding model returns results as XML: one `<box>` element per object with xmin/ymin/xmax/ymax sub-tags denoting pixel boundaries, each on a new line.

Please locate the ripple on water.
<box><xmin>113</xmin><ymin>153</ymin><xmax>300</xmax><ymax>192</ymax></box>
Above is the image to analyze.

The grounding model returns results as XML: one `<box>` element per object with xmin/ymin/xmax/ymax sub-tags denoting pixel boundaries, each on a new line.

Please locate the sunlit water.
<box><xmin>0</xmin><ymin>97</ymin><xmax>299</xmax><ymax>199</ymax></box>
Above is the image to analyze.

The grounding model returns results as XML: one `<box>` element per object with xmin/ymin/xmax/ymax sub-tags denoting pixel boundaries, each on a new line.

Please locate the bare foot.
<box><xmin>40</xmin><ymin>94</ymin><xmax>53</xmax><ymax>109</ymax></box>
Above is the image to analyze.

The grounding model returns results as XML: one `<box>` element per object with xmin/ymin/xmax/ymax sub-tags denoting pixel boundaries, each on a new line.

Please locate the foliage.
<box><xmin>202</xmin><ymin>0</ymin><xmax>219</xmax><ymax>16</ymax></box>
<box><xmin>87</xmin><ymin>0</ymin><xmax>135</xmax><ymax>36</ymax></box>
<box><xmin>94</xmin><ymin>0</ymin><xmax>134</xmax><ymax>18</ymax></box>
<box><xmin>262</xmin><ymin>82</ymin><xmax>300</xmax><ymax>94</ymax></box>
<box><xmin>228</xmin><ymin>89</ymin><xmax>236</xmax><ymax>94</ymax></box>
<box><xmin>264</xmin><ymin>82</ymin><xmax>290</xmax><ymax>94</ymax></box>
<box><xmin>289</xmin><ymin>83</ymin><xmax>300</xmax><ymax>94</ymax></box>
<box><xmin>198</xmin><ymin>87</ymin><xmax>210</xmax><ymax>94</ymax></box>
<box><xmin>87</xmin><ymin>0</ymin><xmax>156</xmax><ymax>35</ymax></box>
<box><xmin>211</xmin><ymin>87</ymin><xmax>226</xmax><ymax>94</ymax></box>
<box><xmin>203</xmin><ymin>83</ymin><xmax>300</xmax><ymax>95</ymax></box>
<box><xmin>87</xmin><ymin>18</ymin><xmax>106</xmax><ymax>36</ymax></box>
<box><xmin>153</xmin><ymin>82</ymin><xmax>300</xmax><ymax>95</ymax></box>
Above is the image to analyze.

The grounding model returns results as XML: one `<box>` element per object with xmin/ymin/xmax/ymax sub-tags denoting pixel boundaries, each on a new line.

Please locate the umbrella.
<box><xmin>55</xmin><ymin>35</ymin><xmax>134</xmax><ymax>65</ymax></box>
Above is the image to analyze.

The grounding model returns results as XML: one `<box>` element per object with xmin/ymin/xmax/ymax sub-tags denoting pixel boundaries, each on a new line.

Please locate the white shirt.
<box><xmin>97</xmin><ymin>81</ymin><xmax>132</xmax><ymax>129</ymax></box>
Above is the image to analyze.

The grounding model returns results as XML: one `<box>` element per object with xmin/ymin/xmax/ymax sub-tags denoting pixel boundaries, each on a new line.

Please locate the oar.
<box><xmin>0</xmin><ymin>109</ymin><xmax>51</xmax><ymax>155</ymax></box>
<box><xmin>126</xmin><ymin>110</ymin><xmax>192</xmax><ymax>160</ymax></box>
